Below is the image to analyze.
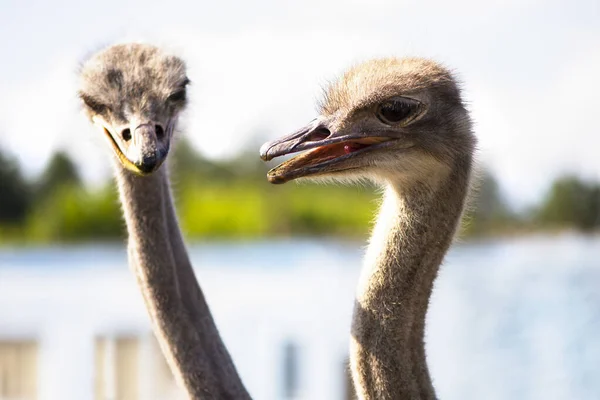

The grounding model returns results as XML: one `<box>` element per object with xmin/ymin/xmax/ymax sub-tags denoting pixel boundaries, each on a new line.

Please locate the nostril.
<box><xmin>121</xmin><ymin>128</ymin><xmax>132</xmax><ymax>141</ymax></box>
<box><xmin>155</xmin><ymin>124</ymin><xmax>165</xmax><ymax>139</ymax></box>
<box><xmin>307</xmin><ymin>127</ymin><xmax>330</xmax><ymax>142</ymax></box>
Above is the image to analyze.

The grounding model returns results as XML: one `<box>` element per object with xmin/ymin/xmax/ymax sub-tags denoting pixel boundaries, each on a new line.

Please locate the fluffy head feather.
<box><xmin>78</xmin><ymin>43</ymin><xmax>188</xmax><ymax>125</ymax></box>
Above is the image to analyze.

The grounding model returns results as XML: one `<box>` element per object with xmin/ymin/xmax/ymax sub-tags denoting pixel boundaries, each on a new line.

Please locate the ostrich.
<box><xmin>78</xmin><ymin>43</ymin><xmax>251</xmax><ymax>400</ymax></box>
<box><xmin>260</xmin><ymin>57</ymin><xmax>476</xmax><ymax>399</ymax></box>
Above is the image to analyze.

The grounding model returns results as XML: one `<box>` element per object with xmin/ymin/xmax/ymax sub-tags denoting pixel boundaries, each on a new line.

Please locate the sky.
<box><xmin>0</xmin><ymin>0</ymin><xmax>598</xmax><ymax>207</ymax></box>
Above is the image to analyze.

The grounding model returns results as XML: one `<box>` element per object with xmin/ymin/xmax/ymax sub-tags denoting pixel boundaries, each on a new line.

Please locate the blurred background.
<box><xmin>0</xmin><ymin>0</ymin><xmax>599</xmax><ymax>399</ymax></box>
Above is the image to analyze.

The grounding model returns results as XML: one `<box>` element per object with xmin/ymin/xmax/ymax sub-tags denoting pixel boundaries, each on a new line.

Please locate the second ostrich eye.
<box><xmin>376</xmin><ymin>97</ymin><xmax>422</xmax><ymax>125</ymax></box>
<box><xmin>80</xmin><ymin>93</ymin><xmax>109</xmax><ymax>115</ymax></box>
<box><xmin>168</xmin><ymin>89</ymin><xmax>186</xmax><ymax>103</ymax></box>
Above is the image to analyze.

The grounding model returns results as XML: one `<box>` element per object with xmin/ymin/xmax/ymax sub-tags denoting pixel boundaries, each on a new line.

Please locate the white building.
<box><xmin>0</xmin><ymin>242</ymin><xmax>361</xmax><ymax>400</ymax></box>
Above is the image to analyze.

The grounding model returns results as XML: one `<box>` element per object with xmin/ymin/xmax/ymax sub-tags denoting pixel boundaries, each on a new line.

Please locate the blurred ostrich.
<box><xmin>260</xmin><ymin>57</ymin><xmax>476</xmax><ymax>399</ymax></box>
<box><xmin>78</xmin><ymin>43</ymin><xmax>250</xmax><ymax>400</ymax></box>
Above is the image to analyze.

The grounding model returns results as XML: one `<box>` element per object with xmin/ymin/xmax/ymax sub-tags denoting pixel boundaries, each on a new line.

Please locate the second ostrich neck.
<box><xmin>115</xmin><ymin>167</ymin><xmax>250</xmax><ymax>400</ymax></box>
<box><xmin>352</xmin><ymin>158</ymin><xmax>471</xmax><ymax>400</ymax></box>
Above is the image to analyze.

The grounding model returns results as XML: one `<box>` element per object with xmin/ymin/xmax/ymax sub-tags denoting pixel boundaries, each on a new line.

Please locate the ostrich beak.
<box><xmin>260</xmin><ymin>119</ymin><xmax>403</xmax><ymax>184</ymax></box>
<box><xmin>127</xmin><ymin>124</ymin><xmax>167</xmax><ymax>174</ymax></box>
<box><xmin>259</xmin><ymin>119</ymin><xmax>330</xmax><ymax>162</ymax></box>
<box><xmin>101</xmin><ymin>120</ymin><xmax>171</xmax><ymax>175</ymax></box>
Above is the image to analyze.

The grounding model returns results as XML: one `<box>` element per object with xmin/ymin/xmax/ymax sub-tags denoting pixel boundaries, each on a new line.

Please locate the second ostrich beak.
<box><xmin>260</xmin><ymin>119</ymin><xmax>405</xmax><ymax>184</ymax></box>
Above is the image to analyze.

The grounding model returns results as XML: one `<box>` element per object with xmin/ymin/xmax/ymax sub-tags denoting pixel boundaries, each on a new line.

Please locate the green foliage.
<box><xmin>6</xmin><ymin>150</ymin><xmax>120</xmax><ymax>243</ymax></box>
<box><xmin>169</xmin><ymin>137</ymin><xmax>236</xmax><ymax>183</ymax></box>
<box><xmin>176</xmin><ymin>182</ymin><xmax>268</xmax><ymax>238</ymax></box>
<box><xmin>0</xmin><ymin>148</ymin><xmax>31</xmax><ymax>225</ymax></box>
<box><xmin>169</xmin><ymin>137</ymin><xmax>375</xmax><ymax>238</ymax></box>
<box><xmin>536</xmin><ymin>176</ymin><xmax>600</xmax><ymax>231</ymax></box>
<box><xmin>174</xmin><ymin>182</ymin><xmax>376</xmax><ymax>239</ymax></box>
<box><xmin>1</xmin><ymin>137</ymin><xmax>598</xmax><ymax>243</ymax></box>
<box><xmin>26</xmin><ymin>185</ymin><xmax>123</xmax><ymax>242</ymax></box>
<box><xmin>281</xmin><ymin>185</ymin><xmax>376</xmax><ymax>236</ymax></box>
<box><xmin>35</xmin><ymin>150</ymin><xmax>81</xmax><ymax>201</ymax></box>
<box><xmin>461</xmin><ymin>170</ymin><xmax>516</xmax><ymax>237</ymax></box>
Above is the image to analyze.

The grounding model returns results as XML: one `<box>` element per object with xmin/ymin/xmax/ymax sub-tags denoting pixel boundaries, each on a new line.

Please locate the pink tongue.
<box><xmin>344</xmin><ymin>143</ymin><xmax>366</xmax><ymax>154</ymax></box>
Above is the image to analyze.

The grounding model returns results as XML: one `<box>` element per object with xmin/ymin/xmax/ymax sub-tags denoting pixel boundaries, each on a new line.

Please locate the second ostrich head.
<box><xmin>260</xmin><ymin>58</ymin><xmax>474</xmax><ymax>185</ymax></box>
<box><xmin>79</xmin><ymin>43</ymin><xmax>189</xmax><ymax>175</ymax></box>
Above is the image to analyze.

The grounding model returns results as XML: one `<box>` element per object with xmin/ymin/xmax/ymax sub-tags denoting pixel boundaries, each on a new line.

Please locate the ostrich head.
<box><xmin>78</xmin><ymin>43</ymin><xmax>189</xmax><ymax>175</ymax></box>
<box><xmin>260</xmin><ymin>58</ymin><xmax>475</xmax><ymax>185</ymax></box>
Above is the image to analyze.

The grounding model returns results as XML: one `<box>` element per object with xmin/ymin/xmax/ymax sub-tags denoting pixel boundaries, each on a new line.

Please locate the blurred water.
<box><xmin>0</xmin><ymin>234</ymin><xmax>599</xmax><ymax>400</ymax></box>
<box><xmin>430</xmin><ymin>234</ymin><xmax>600</xmax><ymax>400</ymax></box>
<box><xmin>0</xmin><ymin>239</ymin><xmax>362</xmax><ymax>270</ymax></box>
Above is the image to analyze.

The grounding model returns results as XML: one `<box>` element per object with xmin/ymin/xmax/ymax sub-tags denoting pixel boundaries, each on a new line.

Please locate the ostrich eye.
<box><xmin>376</xmin><ymin>97</ymin><xmax>422</xmax><ymax>125</ymax></box>
<box><xmin>79</xmin><ymin>93</ymin><xmax>108</xmax><ymax>115</ymax></box>
<box><xmin>168</xmin><ymin>89</ymin><xmax>186</xmax><ymax>103</ymax></box>
<box><xmin>168</xmin><ymin>78</ymin><xmax>190</xmax><ymax>103</ymax></box>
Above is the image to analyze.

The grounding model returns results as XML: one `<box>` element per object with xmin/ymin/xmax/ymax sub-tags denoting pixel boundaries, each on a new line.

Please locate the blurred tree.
<box><xmin>536</xmin><ymin>176</ymin><xmax>600</xmax><ymax>231</ymax></box>
<box><xmin>223</xmin><ymin>129</ymin><xmax>271</xmax><ymax>182</ymax></box>
<box><xmin>463</xmin><ymin>170</ymin><xmax>514</xmax><ymax>236</ymax></box>
<box><xmin>178</xmin><ymin>183</ymin><xmax>268</xmax><ymax>238</ymax></box>
<box><xmin>0</xmin><ymin>147</ymin><xmax>31</xmax><ymax>225</ymax></box>
<box><xmin>12</xmin><ymin>133</ymin><xmax>600</xmax><ymax>242</ymax></box>
<box><xmin>27</xmin><ymin>184</ymin><xmax>123</xmax><ymax>242</ymax></box>
<box><xmin>169</xmin><ymin>136</ymin><xmax>234</xmax><ymax>183</ymax></box>
<box><xmin>36</xmin><ymin>150</ymin><xmax>81</xmax><ymax>199</ymax></box>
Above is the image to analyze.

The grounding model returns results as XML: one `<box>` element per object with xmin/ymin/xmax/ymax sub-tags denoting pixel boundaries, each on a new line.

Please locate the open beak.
<box><xmin>259</xmin><ymin>119</ymin><xmax>402</xmax><ymax>184</ymax></box>
<box><xmin>102</xmin><ymin>122</ymin><xmax>170</xmax><ymax>175</ymax></box>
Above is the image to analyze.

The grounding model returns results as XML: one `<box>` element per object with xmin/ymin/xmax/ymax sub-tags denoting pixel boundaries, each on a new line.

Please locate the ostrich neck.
<box><xmin>351</xmin><ymin>158</ymin><xmax>471</xmax><ymax>400</ymax></box>
<box><xmin>114</xmin><ymin>167</ymin><xmax>250</xmax><ymax>400</ymax></box>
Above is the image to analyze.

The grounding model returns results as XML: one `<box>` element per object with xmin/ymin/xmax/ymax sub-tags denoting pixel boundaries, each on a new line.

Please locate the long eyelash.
<box><xmin>168</xmin><ymin>90</ymin><xmax>186</xmax><ymax>102</ymax></box>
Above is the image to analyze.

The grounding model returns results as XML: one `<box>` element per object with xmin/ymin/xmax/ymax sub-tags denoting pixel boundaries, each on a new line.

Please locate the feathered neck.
<box><xmin>350</xmin><ymin>155</ymin><xmax>472</xmax><ymax>399</ymax></box>
<box><xmin>114</xmin><ymin>166</ymin><xmax>251</xmax><ymax>399</ymax></box>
